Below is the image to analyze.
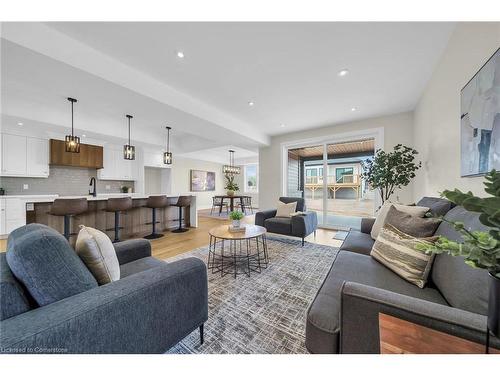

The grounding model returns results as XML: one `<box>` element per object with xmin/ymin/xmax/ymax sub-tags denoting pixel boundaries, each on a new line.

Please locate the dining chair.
<box><xmin>211</xmin><ymin>196</ymin><xmax>229</xmax><ymax>216</ymax></box>
<box><xmin>236</xmin><ymin>196</ymin><xmax>253</xmax><ymax>214</ymax></box>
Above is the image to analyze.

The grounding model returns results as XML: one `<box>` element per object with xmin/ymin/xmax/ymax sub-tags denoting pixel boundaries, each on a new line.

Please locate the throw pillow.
<box><xmin>371</xmin><ymin>225</ymin><xmax>437</xmax><ymax>288</ymax></box>
<box><xmin>384</xmin><ymin>205</ymin><xmax>441</xmax><ymax>238</ymax></box>
<box><xmin>276</xmin><ymin>200</ymin><xmax>297</xmax><ymax>217</ymax></box>
<box><xmin>76</xmin><ymin>225</ymin><xmax>120</xmax><ymax>285</ymax></box>
<box><xmin>370</xmin><ymin>202</ymin><xmax>429</xmax><ymax>240</ymax></box>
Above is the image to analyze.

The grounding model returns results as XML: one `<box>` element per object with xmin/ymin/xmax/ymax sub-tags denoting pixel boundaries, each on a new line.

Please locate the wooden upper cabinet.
<box><xmin>50</xmin><ymin>139</ymin><xmax>103</xmax><ymax>169</ymax></box>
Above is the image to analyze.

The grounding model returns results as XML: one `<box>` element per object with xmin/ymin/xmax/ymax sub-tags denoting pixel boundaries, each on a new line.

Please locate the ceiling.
<box><xmin>1</xmin><ymin>22</ymin><xmax>455</xmax><ymax>156</ymax></box>
<box><xmin>289</xmin><ymin>139</ymin><xmax>375</xmax><ymax>158</ymax></box>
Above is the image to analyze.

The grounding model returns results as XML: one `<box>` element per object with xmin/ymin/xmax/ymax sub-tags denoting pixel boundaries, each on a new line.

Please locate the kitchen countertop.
<box><xmin>2</xmin><ymin>193</ymin><xmax>195</xmax><ymax>203</ymax></box>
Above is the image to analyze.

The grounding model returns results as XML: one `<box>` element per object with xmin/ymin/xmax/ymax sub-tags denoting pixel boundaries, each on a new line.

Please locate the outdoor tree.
<box><xmin>362</xmin><ymin>144</ymin><xmax>421</xmax><ymax>207</ymax></box>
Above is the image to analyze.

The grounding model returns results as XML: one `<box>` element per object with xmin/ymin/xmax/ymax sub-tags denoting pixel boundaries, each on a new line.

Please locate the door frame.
<box><xmin>280</xmin><ymin>127</ymin><xmax>384</xmax><ymax>227</ymax></box>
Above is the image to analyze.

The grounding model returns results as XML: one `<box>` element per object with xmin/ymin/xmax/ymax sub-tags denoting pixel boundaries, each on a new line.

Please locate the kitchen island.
<box><xmin>20</xmin><ymin>194</ymin><xmax>197</xmax><ymax>245</ymax></box>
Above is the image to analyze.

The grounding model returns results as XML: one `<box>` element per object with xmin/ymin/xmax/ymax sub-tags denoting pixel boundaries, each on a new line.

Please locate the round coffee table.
<box><xmin>208</xmin><ymin>224</ymin><xmax>268</xmax><ymax>278</ymax></box>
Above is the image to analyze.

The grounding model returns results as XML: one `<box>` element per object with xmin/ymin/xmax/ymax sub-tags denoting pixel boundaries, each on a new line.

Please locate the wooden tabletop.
<box><xmin>209</xmin><ymin>224</ymin><xmax>266</xmax><ymax>240</ymax></box>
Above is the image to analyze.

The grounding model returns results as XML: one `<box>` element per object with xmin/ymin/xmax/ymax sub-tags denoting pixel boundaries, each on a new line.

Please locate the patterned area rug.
<box><xmin>166</xmin><ymin>235</ymin><xmax>339</xmax><ymax>354</ymax></box>
<box><xmin>198</xmin><ymin>208</ymin><xmax>256</xmax><ymax>220</ymax></box>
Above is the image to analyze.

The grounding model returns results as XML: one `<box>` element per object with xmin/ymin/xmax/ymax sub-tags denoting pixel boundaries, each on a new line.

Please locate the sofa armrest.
<box><xmin>340</xmin><ymin>281</ymin><xmax>498</xmax><ymax>353</ymax></box>
<box><xmin>113</xmin><ymin>239</ymin><xmax>152</xmax><ymax>265</ymax></box>
<box><xmin>360</xmin><ymin>218</ymin><xmax>375</xmax><ymax>234</ymax></box>
<box><xmin>255</xmin><ymin>209</ymin><xmax>277</xmax><ymax>226</ymax></box>
<box><xmin>0</xmin><ymin>257</ymin><xmax>208</xmax><ymax>354</ymax></box>
<box><xmin>291</xmin><ymin>211</ymin><xmax>318</xmax><ymax>238</ymax></box>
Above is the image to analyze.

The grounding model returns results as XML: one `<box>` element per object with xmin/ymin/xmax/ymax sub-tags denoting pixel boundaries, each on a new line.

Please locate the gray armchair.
<box><xmin>255</xmin><ymin>197</ymin><xmax>318</xmax><ymax>246</ymax></box>
<box><xmin>0</xmin><ymin>224</ymin><xmax>208</xmax><ymax>354</ymax></box>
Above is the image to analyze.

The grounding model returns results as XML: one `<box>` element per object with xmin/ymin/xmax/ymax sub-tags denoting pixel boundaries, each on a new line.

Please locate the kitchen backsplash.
<box><xmin>0</xmin><ymin>166</ymin><xmax>134</xmax><ymax>196</ymax></box>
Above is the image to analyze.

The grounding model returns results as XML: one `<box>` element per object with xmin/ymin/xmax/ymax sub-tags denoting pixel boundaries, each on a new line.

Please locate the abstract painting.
<box><xmin>190</xmin><ymin>170</ymin><xmax>216</xmax><ymax>191</ymax></box>
<box><xmin>461</xmin><ymin>48</ymin><xmax>500</xmax><ymax>177</ymax></box>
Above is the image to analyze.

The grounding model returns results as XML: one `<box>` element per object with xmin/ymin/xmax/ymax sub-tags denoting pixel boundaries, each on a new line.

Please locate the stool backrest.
<box><xmin>243</xmin><ymin>196</ymin><xmax>252</xmax><ymax>206</ymax></box>
<box><xmin>50</xmin><ymin>198</ymin><xmax>88</xmax><ymax>216</ymax></box>
<box><xmin>176</xmin><ymin>195</ymin><xmax>192</xmax><ymax>207</ymax></box>
<box><xmin>107</xmin><ymin>197</ymin><xmax>133</xmax><ymax>212</ymax></box>
<box><xmin>146</xmin><ymin>195</ymin><xmax>169</xmax><ymax>208</ymax></box>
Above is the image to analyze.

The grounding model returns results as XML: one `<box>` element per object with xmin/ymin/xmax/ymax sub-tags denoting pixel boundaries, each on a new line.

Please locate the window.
<box><xmin>335</xmin><ymin>167</ymin><xmax>354</xmax><ymax>183</ymax></box>
<box><xmin>244</xmin><ymin>164</ymin><xmax>258</xmax><ymax>193</ymax></box>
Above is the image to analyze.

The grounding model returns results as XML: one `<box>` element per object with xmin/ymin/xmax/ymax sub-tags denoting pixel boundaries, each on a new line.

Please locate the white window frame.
<box><xmin>244</xmin><ymin>164</ymin><xmax>259</xmax><ymax>193</ymax></box>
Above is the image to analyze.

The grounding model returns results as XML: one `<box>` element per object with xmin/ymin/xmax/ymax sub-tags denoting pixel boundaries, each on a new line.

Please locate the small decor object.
<box><xmin>123</xmin><ymin>114</ymin><xmax>135</xmax><ymax>160</ymax></box>
<box><xmin>416</xmin><ymin>170</ymin><xmax>500</xmax><ymax>345</ymax></box>
<box><xmin>0</xmin><ymin>188</ymin><xmax>4</xmax><ymax>195</ymax></box>
<box><xmin>65</xmin><ymin>97</ymin><xmax>80</xmax><ymax>153</ymax></box>
<box><xmin>163</xmin><ymin>126</ymin><xmax>173</xmax><ymax>164</ymax></box>
<box><xmin>371</xmin><ymin>225</ymin><xmax>437</xmax><ymax>288</ymax></box>
<box><xmin>224</xmin><ymin>174</ymin><xmax>239</xmax><ymax>196</ymax></box>
<box><xmin>190</xmin><ymin>170</ymin><xmax>216</xmax><ymax>192</ymax></box>
<box><xmin>362</xmin><ymin>144</ymin><xmax>421</xmax><ymax>207</ymax></box>
<box><xmin>229</xmin><ymin>211</ymin><xmax>244</xmax><ymax>228</ymax></box>
<box><xmin>120</xmin><ymin>186</ymin><xmax>129</xmax><ymax>193</ymax></box>
<box><xmin>223</xmin><ymin>149</ymin><xmax>241</xmax><ymax>175</ymax></box>
<box><xmin>461</xmin><ymin>48</ymin><xmax>500</xmax><ymax>177</ymax></box>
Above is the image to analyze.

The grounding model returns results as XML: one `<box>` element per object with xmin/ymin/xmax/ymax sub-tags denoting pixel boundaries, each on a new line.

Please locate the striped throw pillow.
<box><xmin>371</xmin><ymin>225</ymin><xmax>437</xmax><ymax>288</ymax></box>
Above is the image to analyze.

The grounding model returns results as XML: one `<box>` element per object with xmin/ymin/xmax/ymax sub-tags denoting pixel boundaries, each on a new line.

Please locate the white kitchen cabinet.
<box><xmin>98</xmin><ymin>146</ymin><xmax>136</xmax><ymax>181</ymax></box>
<box><xmin>2</xmin><ymin>198</ymin><xmax>26</xmax><ymax>235</ymax></box>
<box><xmin>0</xmin><ymin>199</ymin><xmax>5</xmax><ymax>235</ymax></box>
<box><xmin>26</xmin><ymin>137</ymin><xmax>49</xmax><ymax>177</ymax></box>
<box><xmin>1</xmin><ymin>133</ymin><xmax>27</xmax><ymax>176</ymax></box>
<box><xmin>144</xmin><ymin>151</ymin><xmax>168</xmax><ymax>168</ymax></box>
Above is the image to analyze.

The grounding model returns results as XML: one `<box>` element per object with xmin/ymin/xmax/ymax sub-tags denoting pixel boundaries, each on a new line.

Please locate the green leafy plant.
<box><xmin>362</xmin><ymin>144</ymin><xmax>422</xmax><ymax>206</ymax></box>
<box><xmin>224</xmin><ymin>174</ymin><xmax>240</xmax><ymax>191</ymax></box>
<box><xmin>229</xmin><ymin>211</ymin><xmax>244</xmax><ymax>220</ymax></box>
<box><xmin>416</xmin><ymin>170</ymin><xmax>500</xmax><ymax>277</ymax></box>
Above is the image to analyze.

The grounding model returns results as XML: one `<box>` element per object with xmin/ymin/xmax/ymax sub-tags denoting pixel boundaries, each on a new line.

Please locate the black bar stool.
<box><xmin>172</xmin><ymin>195</ymin><xmax>192</xmax><ymax>233</ymax></box>
<box><xmin>144</xmin><ymin>195</ymin><xmax>168</xmax><ymax>239</ymax></box>
<box><xmin>49</xmin><ymin>198</ymin><xmax>88</xmax><ymax>240</ymax></box>
<box><xmin>105</xmin><ymin>197</ymin><xmax>133</xmax><ymax>243</ymax></box>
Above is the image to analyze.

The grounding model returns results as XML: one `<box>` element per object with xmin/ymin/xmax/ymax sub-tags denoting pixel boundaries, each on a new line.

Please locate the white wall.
<box><xmin>170</xmin><ymin>156</ymin><xmax>226</xmax><ymax>209</ymax></box>
<box><xmin>259</xmin><ymin>112</ymin><xmax>414</xmax><ymax>210</ymax></box>
<box><xmin>413</xmin><ymin>23</ymin><xmax>500</xmax><ymax>199</ymax></box>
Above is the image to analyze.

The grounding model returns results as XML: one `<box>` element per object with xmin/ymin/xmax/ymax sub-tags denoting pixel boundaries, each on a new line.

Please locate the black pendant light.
<box><xmin>163</xmin><ymin>126</ymin><xmax>173</xmax><ymax>165</ymax></box>
<box><xmin>223</xmin><ymin>150</ymin><xmax>241</xmax><ymax>175</ymax></box>
<box><xmin>123</xmin><ymin>114</ymin><xmax>136</xmax><ymax>160</ymax></box>
<box><xmin>65</xmin><ymin>97</ymin><xmax>80</xmax><ymax>153</ymax></box>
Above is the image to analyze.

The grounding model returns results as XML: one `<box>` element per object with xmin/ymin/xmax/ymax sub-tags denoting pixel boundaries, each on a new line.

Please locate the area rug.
<box><xmin>166</xmin><ymin>235</ymin><xmax>339</xmax><ymax>354</ymax></box>
<box><xmin>198</xmin><ymin>208</ymin><xmax>255</xmax><ymax>221</ymax></box>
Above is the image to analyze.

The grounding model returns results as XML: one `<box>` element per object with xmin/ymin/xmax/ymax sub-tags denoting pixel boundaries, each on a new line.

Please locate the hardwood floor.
<box><xmin>0</xmin><ymin>212</ymin><xmax>343</xmax><ymax>256</ymax></box>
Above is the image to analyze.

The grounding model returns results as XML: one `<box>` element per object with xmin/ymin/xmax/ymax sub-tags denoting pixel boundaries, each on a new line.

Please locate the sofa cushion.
<box><xmin>279</xmin><ymin>197</ymin><xmax>305</xmax><ymax>212</ymax></box>
<box><xmin>306</xmin><ymin>251</ymin><xmax>447</xmax><ymax>354</ymax></box>
<box><xmin>384</xmin><ymin>205</ymin><xmax>441</xmax><ymax>238</ymax></box>
<box><xmin>6</xmin><ymin>224</ymin><xmax>98</xmax><ymax>307</ymax></box>
<box><xmin>417</xmin><ymin>197</ymin><xmax>454</xmax><ymax>217</ymax></box>
<box><xmin>75</xmin><ymin>225</ymin><xmax>120</xmax><ymax>285</ymax></box>
<box><xmin>432</xmin><ymin>206</ymin><xmax>490</xmax><ymax>315</ymax></box>
<box><xmin>120</xmin><ymin>257</ymin><xmax>165</xmax><ymax>278</ymax></box>
<box><xmin>0</xmin><ymin>253</ymin><xmax>33</xmax><ymax>320</ymax></box>
<box><xmin>371</xmin><ymin>225</ymin><xmax>437</xmax><ymax>288</ymax></box>
<box><xmin>370</xmin><ymin>202</ymin><xmax>429</xmax><ymax>240</ymax></box>
<box><xmin>264</xmin><ymin>217</ymin><xmax>292</xmax><ymax>235</ymax></box>
<box><xmin>340</xmin><ymin>230</ymin><xmax>374</xmax><ymax>256</ymax></box>
<box><xmin>276</xmin><ymin>200</ymin><xmax>297</xmax><ymax>218</ymax></box>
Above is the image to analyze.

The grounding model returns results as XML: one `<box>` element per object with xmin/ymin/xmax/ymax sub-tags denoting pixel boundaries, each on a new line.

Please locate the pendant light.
<box><xmin>163</xmin><ymin>126</ymin><xmax>173</xmax><ymax>165</ymax></box>
<box><xmin>223</xmin><ymin>150</ymin><xmax>241</xmax><ymax>175</ymax></box>
<box><xmin>123</xmin><ymin>114</ymin><xmax>136</xmax><ymax>160</ymax></box>
<box><xmin>65</xmin><ymin>97</ymin><xmax>80</xmax><ymax>153</ymax></box>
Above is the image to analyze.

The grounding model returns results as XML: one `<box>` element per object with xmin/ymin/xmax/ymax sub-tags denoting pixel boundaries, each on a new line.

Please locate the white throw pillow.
<box><xmin>370</xmin><ymin>202</ymin><xmax>429</xmax><ymax>240</ymax></box>
<box><xmin>75</xmin><ymin>225</ymin><xmax>120</xmax><ymax>285</ymax></box>
<box><xmin>276</xmin><ymin>201</ymin><xmax>298</xmax><ymax>218</ymax></box>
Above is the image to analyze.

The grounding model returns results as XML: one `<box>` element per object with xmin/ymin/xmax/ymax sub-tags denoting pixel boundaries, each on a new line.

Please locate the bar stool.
<box><xmin>105</xmin><ymin>197</ymin><xmax>133</xmax><ymax>243</ymax></box>
<box><xmin>144</xmin><ymin>195</ymin><xmax>169</xmax><ymax>239</ymax></box>
<box><xmin>49</xmin><ymin>198</ymin><xmax>88</xmax><ymax>241</ymax></box>
<box><xmin>172</xmin><ymin>196</ymin><xmax>192</xmax><ymax>233</ymax></box>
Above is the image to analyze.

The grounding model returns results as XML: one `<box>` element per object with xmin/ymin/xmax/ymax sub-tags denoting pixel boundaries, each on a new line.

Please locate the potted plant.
<box><xmin>416</xmin><ymin>170</ymin><xmax>500</xmax><ymax>339</ymax></box>
<box><xmin>229</xmin><ymin>210</ymin><xmax>244</xmax><ymax>228</ymax></box>
<box><xmin>362</xmin><ymin>144</ymin><xmax>422</xmax><ymax>208</ymax></box>
<box><xmin>224</xmin><ymin>174</ymin><xmax>239</xmax><ymax>197</ymax></box>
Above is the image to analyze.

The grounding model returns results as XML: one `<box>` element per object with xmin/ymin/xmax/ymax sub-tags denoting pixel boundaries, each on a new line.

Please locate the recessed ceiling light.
<box><xmin>280</xmin><ymin>124</ymin><xmax>286</xmax><ymax>128</ymax></box>
<box><xmin>17</xmin><ymin>122</ymin><xmax>23</xmax><ymax>126</ymax></box>
<box><xmin>176</xmin><ymin>51</ymin><xmax>185</xmax><ymax>58</ymax></box>
<box><xmin>82</xmin><ymin>134</ymin><xmax>87</xmax><ymax>138</ymax></box>
<box><xmin>351</xmin><ymin>107</ymin><xmax>357</xmax><ymax>112</ymax></box>
<box><xmin>248</xmin><ymin>101</ymin><xmax>255</xmax><ymax>106</ymax></box>
<box><xmin>338</xmin><ymin>69</ymin><xmax>349</xmax><ymax>77</ymax></box>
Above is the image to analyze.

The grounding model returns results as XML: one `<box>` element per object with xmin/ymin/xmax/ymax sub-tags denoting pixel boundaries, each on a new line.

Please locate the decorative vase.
<box><xmin>488</xmin><ymin>272</ymin><xmax>500</xmax><ymax>336</ymax></box>
<box><xmin>232</xmin><ymin>219</ymin><xmax>240</xmax><ymax>228</ymax></box>
<box><xmin>227</xmin><ymin>190</ymin><xmax>235</xmax><ymax>197</ymax></box>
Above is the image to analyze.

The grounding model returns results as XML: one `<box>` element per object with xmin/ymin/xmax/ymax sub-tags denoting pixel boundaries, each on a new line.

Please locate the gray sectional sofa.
<box><xmin>255</xmin><ymin>197</ymin><xmax>318</xmax><ymax>246</ymax></box>
<box><xmin>306</xmin><ymin>197</ymin><xmax>500</xmax><ymax>353</ymax></box>
<box><xmin>0</xmin><ymin>224</ymin><xmax>208</xmax><ymax>354</ymax></box>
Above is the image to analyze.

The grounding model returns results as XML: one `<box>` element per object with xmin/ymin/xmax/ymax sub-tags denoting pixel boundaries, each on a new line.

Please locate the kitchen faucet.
<box><xmin>89</xmin><ymin>177</ymin><xmax>97</xmax><ymax>197</ymax></box>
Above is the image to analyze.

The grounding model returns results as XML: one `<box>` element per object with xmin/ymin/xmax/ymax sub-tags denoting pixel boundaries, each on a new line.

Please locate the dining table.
<box><xmin>215</xmin><ymin>195</ymin><xmax>247</xmax><ymax>214</ymax></box>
